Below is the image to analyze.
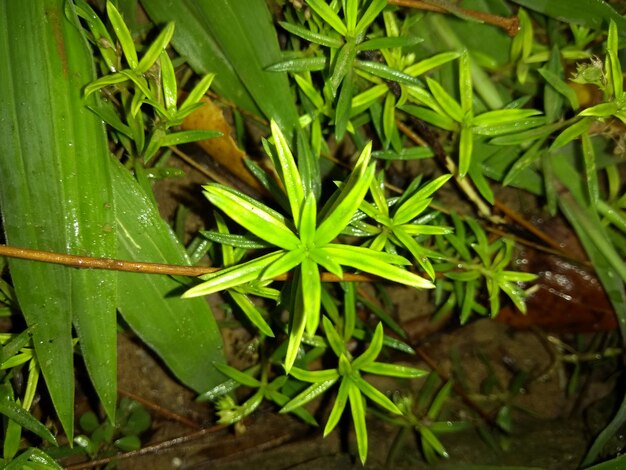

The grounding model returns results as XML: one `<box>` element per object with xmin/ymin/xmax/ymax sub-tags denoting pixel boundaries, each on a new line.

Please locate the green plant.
<box><xmin>379</xmin><ymin>374</ymin><xmax>471</xmax><ymax>464</ymax></box>
<box><xmin>71</xmin><ymin>398</ymin><xmax>151</xmax><ymax>465</ymax></box>
<box><xmin>185</xmin><ymin>120</ymin><xmax>434</xmax><ymax>370</ymax></box>
<box><xmin>0</xmin><ymin>0</ymin><xmax>226</xmax><ymax>444</ymax></box>
<box><xmin>2</xmin><ymin>0</ymin><xmax>626</xmax><ymax>467</ymax></box>
<box><xmin>0</xmin><ymin>330</ymin><xmax>61</xmax><ymax>469</ymax></box>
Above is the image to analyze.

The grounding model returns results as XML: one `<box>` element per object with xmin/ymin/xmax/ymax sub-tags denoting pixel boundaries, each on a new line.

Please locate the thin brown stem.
<box><xmin>397</xmin><ymin>119</ymin><xmax>495</xmax><ymax>219</ymax></box>
<box><xmin>63</xmin><ymin>424</ymin><xmax>227</xmax><ymax>470</ymax></box>
<box><xmin>169</xmin><ymin>145</ymin><xmax>230</xmax><ymax>186</ymax></box>
<box><xmin>118</xmin><ymin>388</ymin><xmax>202</xmax><ymax>430</ymax></box>
<box><xmin>493</xmin><ymin>200</ymin><xmax>569</xmax><ymax>255</ymax></box>
<box><xmin>388</xmin><ymin>0</ymin><xmax>519</xmax><ymax>37</ymax></box>
<box><xmin>0</xmin><ymin>244</ymin><xmax>375</xmax><ymax>282</ymax></box>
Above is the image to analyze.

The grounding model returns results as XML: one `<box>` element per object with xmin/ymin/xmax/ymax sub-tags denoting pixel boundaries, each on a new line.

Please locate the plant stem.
<box><xmin>388</xmin><ymin>0</ymin><xmax>519</xmax><ymax>37</ymax></box>
<box><xmin>63</xmin><ymin>423</ymin><xmax>228</xmax><ymax>470</ymax></box>
<box><xmin>0</xmin><ymin>244</ymin><xmax>374</xmax><ymax>282</ymax></box>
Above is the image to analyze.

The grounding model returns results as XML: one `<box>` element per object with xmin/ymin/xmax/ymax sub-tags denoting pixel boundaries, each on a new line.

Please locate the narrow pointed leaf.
<box><xmin>229</xmin><ymin>291</ymin><xmax>274</xmax><ymax>337</ymax></box>
<box><xmin>271</xmin><ymin>120</ymin><xmax>305</xmax><ymax>221</ymax></box>
<box><xmin>472</xmin><ymin>109</ymin><xmax>542</xmax><ymax>127</ymax></box>
<box><xmin>355</xmin><ymin>0</ymin><xmax>387</xmax><ymax>35</ymax></box>
<box><xmin>265</xmin><ymin>56</ymin><xmax>328</xmax><ymax>73</ymax></box>
<box><xmin>179</xmin><ymin>73</ymin><xmax>215</xmax><ymax>114</ymax></box>
<box><xmin>160</xmin><ymin>130</ymin><xmax>222</xmax><ymax>146</ymax></box>
<box><xmin>299</xmin><ymin>195</ymin><xmax>318</xmax><ymax>245</ymax></box>
<box><xmin>394</xmin><ymin>175</ymin><xmax>451</xmax><ymax>225</ymax></box>
<box><xmin>538</xmin><ymin>67</ymin><xmax>579</xmax><ymax>111</ymax></box>
<box><xmin>459</xmin><ymin>50</ymin><xmax>473</xmax><ymax>114</ymax></box>
<box><xmin>352</xmin><ymin>323</ymin><xmax>383</xmax><ymax>369</ymax></box>
<box><xmin>184</xmin><ymin>251</ymin><xmax>283</xmax><ymax>298</ymax></box>
<box><xmin>316</xmin><ymin>161</ymin><xmax>376</xmax><ymax>245</ymax></box>
<box><xmin>324</xmin><ymin>378</ymin><xmax>350</xmax><ymax>436</ymax></box>
<box><xmin>346</xmin><ymin>0</ymin><xmax>358</xmax><ymax>33</ymax></box>
<box><xmin>355</xmin><ymin>60</ymin><xmax>422</xmax><ymax>86</ymax></box>
<box><xmin>107</xmin><ymin>2</ymin><xmax>138</xmax><ymax>68</ymax></box>
<box><xmin>352</xmin><ymin>375</ymin><xmax>401</xmax><ymax>414</ymax></box>
<box><xmin>294</xmin><ymin>74</ymin><xmax>326</xmax><ymax>110</ymax></box>
<box><xmin>262</xmin><ymin>249</ymin><xmax>306</xmax><ymax>281</ymax></box>
<box><xmin>551</xmin><ymin>117</ymin><xmax>592</xmax><ymax>149</ymax></box>
<box><xmin>289</xmin><ymin>366</ymin><xmax>339</xmax><ymax>383</ymax></box>
<box><xmin>160</xmin><ymin>51</ymin><xmax>177</xmax><ymax>111</ymax></box>
<box><xmin>302</xmin><ymin>257</ymin><xmax>322</xmax><ymax>335</ymax></box>
<box><xmin>404</xmin><ymin>51</ymin><xmax>461</xmax><ymax>77</ymax></box>
<box><xmin>361</xmin><ymin>362</ymin><xmax>427</xmax><ymax>378</ymax></box>
<box><xmin>203</xmin><ymin>185</ymin><xmax>300</xmax><ymax>250</ymax></box>
<box><xmin>307</xmin><ymin>0</ymin><xmax>347</xmax><ymax>36</ymax></box>
<box><xmin>401</xmin><ymin>104</ymin><xmax>458</xmax><ymax>131</ymax></box>
<box><xmin>280</xmin><ymin>377</ymin><xmax>338</xmax><ymax>413</ymax></box>
<box><xmin>285</xmin><ymin>277</ymin><xmax>307</xmax><ymax>372</ymax></box>
<box><xmin>310</xmin><ymin>248</ymin><xmax>344</xmax><ymax>279</ymax></box>
<box><xmin>136</xmin><ymin>22</ymin><xmax>175</xmax><ymax>74</ymax></box>
<box><xmin>581</xmin><ymin>133</ymin><xmax>599</xmax><ymax>206</ymax></box>
<box><xmin>214</xmin><ymin>363</ymin><xmax>261</xmax><ymax>388</ymax></box>
<box><xmin>335</xmin><ymin>69</ymin><xmax>354</xmax><ymax>141</ymax></box>
<box><xmin>322</xmin><ymin>316</ymin><xmax>346</xmax><ymax>358</ymax></box>
<box><xmin>73</xmin><ymin>0</ymin><xmax>117</xmax><ymax>72</ymax></box>
<box><xmin>279</xmin><ymin>21</ymin><xmax>343</xmax><ymax>48</ymax></box>
<box><xmin>393</xmin><ymin>228</ymin><xmax>436</xmax><ymax>280</ymax></box>
<box><xmin>322</xmin><ymin>245</ymin><xmax>434</xmax><ymax>288</ymax></box>
<box><xmin>348</xmin><ymin>382</ymin><xmax>368</xmax><ymax>464</ymax></box>
<box><xmin>459</xmin><ymin>125</ymin><xmax>473</xmax><ymax>177</ymax></box>
<box><xmin>0</xmin><ymin>385</ymin><xmax>56</xmax><ymax>445</ymax></box>
<box><xmin>427</xmin><ymin>77</ymin><xmax>463</xmax><ymax>122</ymax></box>
<box><xmin>330</xmin><ymin>40</ymin><xmax>357</xmax><ymax>95</ymax></box>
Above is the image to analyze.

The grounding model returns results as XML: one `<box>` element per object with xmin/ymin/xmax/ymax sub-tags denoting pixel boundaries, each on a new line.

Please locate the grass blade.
<box><xmin>0</xmin><ymin>0</ymin><xmax>118</xmax><ymax>436</ymax></box>
<box><xmin>111</xmin><ymin>160</ymin><xmax>226</xmax><ymax>393</ymax></box>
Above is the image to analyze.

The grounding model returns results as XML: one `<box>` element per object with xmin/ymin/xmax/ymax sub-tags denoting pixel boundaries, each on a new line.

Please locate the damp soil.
<box><xmin>97</xmin><ymin>318</ymin><xmax>620</xmax><ymax>470</ymax></box>
<box><xmin>58</xmin><ymin>154</ymin><xmax>625</xmax><ymax>469</ymax></box>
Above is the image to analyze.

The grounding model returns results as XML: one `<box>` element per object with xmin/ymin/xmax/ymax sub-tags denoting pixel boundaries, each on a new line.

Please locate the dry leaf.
<box><xmin>182</xmin><ymin>96</ymin><xmax>264</xmax><ymax>192</ymax></box>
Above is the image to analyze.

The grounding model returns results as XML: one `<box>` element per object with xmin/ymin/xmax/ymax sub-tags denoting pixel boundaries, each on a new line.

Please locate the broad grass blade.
<box><xmin>111</xmin><ymin>160</ymin><xmax>226</xmax><ymax>393</ymax></box>
<box><xmin>0</xmin><ymin>0</ymin><xmax>118</xmax><ymax>436</ymax></box>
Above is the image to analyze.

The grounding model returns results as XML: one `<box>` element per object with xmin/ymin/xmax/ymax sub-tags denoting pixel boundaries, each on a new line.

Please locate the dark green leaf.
<box><xmin>0</xmin><ymin>385</ymin><xmax>57</xmax><ymax>445</ymax></box>
<box><xmin>356</xmin><ymin>36</ymin><xmax>422</xmax><ymax>51</ymax></box>
<box><xmin>0</xmin><ymin>0</ymin><xmax>118</xmax><ymax>435</ymax></box>
<box><xmin>111</xmin><ymin>160</ymin><xmax>226</xmax><ymax>393</ymax></box>
<box><xmin>279</xmin><ymin>21</ymin><xmax>343</xmax><ymax>47</ymax></box>
<box><xmin>265</xmin><ymin>56</ymin><xmax>328</xmax><ymax>72</ymax></box>
<box><xmin>160</xmin><ymin>130</ymin><xmax>222</xmax><ymax>146</ymax></box>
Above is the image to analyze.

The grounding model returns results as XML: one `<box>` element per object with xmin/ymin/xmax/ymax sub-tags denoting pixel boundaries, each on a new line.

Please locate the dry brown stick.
<box><xmin>118</xmin><ymin>388</ymin><xmax>202</xmax><ymax>430</ymax></box>
<box><xmin>0</xmin><ymin>244</ymin><xmax>375</xmax><ymax>282</ymax></box>
<box><xmin>493</xmin><ymin>199</ymin><xmax>566</xmax><ymax>254</ymax></box>
<box><xmin>396</xmin><ymin>119</ymin><xmax>494</xmax><ymax>218</ymax></box>
<box><xmin>63</xmin><ymin>424</ymin><xmax>228</xmax><ymax>470</ymax></box>
<box><xmin>169</xmin><ymin>145</ymin><xmax>230</xmax><ymax>186</ymax></box>
<box><xmin>388</xmin><ymin>0</ymin><xmax>519</xmax><ymax>37</ymax></box>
